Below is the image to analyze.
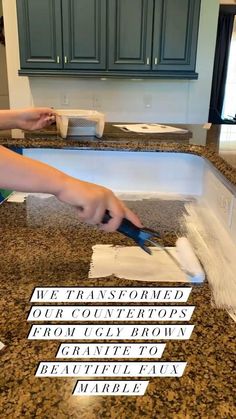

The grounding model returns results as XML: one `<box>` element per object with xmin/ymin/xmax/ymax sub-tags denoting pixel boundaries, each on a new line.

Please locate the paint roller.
<box><xmin>175</xmin><ymin>237</ymin><xmax>205</xmax><ymax>283</ymax></box>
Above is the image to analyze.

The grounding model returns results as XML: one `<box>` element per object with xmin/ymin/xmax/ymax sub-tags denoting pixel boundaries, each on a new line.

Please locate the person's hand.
<box><xmin>56</xmin><ymin>177</ymin><xmax>142</xmax><ymax>232</ymax></box>
<box><xmin>15</xmin><ymin>107</ymin><xmax>56</xmax><ymax>131</ymax></box>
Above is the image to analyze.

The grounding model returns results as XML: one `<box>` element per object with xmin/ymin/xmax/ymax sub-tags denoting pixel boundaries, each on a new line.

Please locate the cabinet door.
<box><xmin>108</xmin><ymin>0</ymin><xmax>153</xmax><ymax>71</ymax></box>
<box><xmin>17</xmin><ymin>0</ymin><xmax>63</xmax><ymax>69</ymax></box>
<box><xmin>62</xmin><ymin>0</ymin><xmax>106</xmax><ymax>69</ymax></box>
<box><xmin>152</xmin><ymin>0</ymin><xmax>201</xmax><ymax>72</ymax></box>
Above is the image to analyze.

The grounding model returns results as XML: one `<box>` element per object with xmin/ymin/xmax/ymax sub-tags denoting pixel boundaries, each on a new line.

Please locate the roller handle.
<box><xmin>102</xmin><ymin>210</ymin><xmax>141</xmax><ymax>242</ymax></box>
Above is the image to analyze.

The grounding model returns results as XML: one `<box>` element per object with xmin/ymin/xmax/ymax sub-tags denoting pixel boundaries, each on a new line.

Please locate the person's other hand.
<box><xmin>56</xmin><ymin>177</ymin><xmax>142</xmax><ymax>232</ymax></box>
<box><xmin>16</xmin><ymin>107</ymin><xmax>56</xmax><ymax>131</ymax></box>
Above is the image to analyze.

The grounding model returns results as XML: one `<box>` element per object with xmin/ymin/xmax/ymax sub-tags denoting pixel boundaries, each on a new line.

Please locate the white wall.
<box><xmin>0</xmin><ymin>0</ymin><xmax>9</xmax><ymax>109</ymax></box>
<box><xmin>3</xmin><ymin>0</ymin><xmax>219</xmax><ymax>123</ymax></box>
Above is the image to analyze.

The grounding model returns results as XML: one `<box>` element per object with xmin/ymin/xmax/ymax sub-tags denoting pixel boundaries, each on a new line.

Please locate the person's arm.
<box><xmin>0</xmin><ymin>146</ymin><xmax>141</xmax><ymax>232</ymax></box>
<box><xmin>0</xmin><ymin>108</ymin><xmax>55</xmax><ymax>130</ymax></box>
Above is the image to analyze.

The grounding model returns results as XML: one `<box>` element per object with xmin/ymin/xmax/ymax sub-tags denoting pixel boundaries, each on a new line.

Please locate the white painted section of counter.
<box><xmin>22</xmin><ymin>150</ymin><xmax>204</xmax><ymax>197</ymax></box>
<box><xmin>89</xmin><ymin>245</ymin><xmax>188</xmax><ymax>283</ymax></box>
<box><xmin>17</xmin><ymin>148</ymin><xmax>236</xmax><ymax>316</ymax></box>
<box><xmin>22</xmin><ymin>148</ymin><xmax>236</xmax><ymax>238</ymax></box>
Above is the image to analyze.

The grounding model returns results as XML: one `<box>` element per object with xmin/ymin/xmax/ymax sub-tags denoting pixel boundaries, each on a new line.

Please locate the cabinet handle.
<box><xmin>146</xmin><ymin>57</ymin><xmax>150</xmax><ymax>65</ymax></box>
<box><xmin>64</xmin><ymin>56</ymin><xmax>68</xmax><ymax>64</ymax></box>
<box><xmin>154</xmin><ymin>57</ymin><xmax>158</xmax><ymax>65</ymax></box>
<box><xmin>56</xmin><ymin>56</ymin><xmax>60</xmax><ymax>64</ymax></box>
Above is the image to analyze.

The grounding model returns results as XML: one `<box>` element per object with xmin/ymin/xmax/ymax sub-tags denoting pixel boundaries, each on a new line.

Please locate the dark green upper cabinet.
<box><xmin>152</xmin><ymin>0</ymin><xmax>201</xmax><ymax>72</ymax></box>
<box><xmin>17</xmin><ymin>0</ymin><xmax>201</xmax><ymax>78</ymax></box>
<box><xmin>16</xmin><ymin>0</ymin><xmax>63</xmax><ymax>69</ymax></box>
<box><xmin>62</xmin><ymin>0</ymin><xmax>106</xmax><ymax>69</ymax></box>
<box><xmin>108</xmin><ymin>0</ymin><xmax>153</xmax><ymax>71</ymax></box>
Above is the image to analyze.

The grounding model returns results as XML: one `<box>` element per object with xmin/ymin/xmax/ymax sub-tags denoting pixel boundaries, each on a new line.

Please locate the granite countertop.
<box><xmin>0</xmin><ymin>123</ymin><xmax>236</xmax><ymax>418</ymax></box>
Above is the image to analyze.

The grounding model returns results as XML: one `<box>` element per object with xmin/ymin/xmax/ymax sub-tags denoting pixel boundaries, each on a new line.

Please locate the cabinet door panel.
<box><xmin>153</xmin><ymin>0</ymin><xmax>201</xmax><ymax>71</ymax></box>
<box><xmin>108</xmin><ymin>0</ymin><xmax>153</xmax><ymax>70</ymax></box>
<box><xmin>17</xmin><ymin>0</ymin><xmax>63</xmax><ymax>69</ymax></box>
<box><xmin>62</xmin><ymin>0</ymin><xmax>106</xmax><ymax>69</ymax></box>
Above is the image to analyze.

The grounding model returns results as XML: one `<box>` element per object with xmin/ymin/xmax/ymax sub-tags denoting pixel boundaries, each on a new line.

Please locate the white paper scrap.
<box><xmin>89</xmin><ymin>245</ymin><xmax>188</xmax><ymax>282</ymax></box>
<box><xmin>113</xmin><ymin>124</ymin><xmax>188</xmax><ymax>134</ymax></box>
<box><xmin>228</xmin><ymin>310</ymin><xmax>236</xmax><ymax>323</ymax></box>
<box><xmin>203</xmin><ymin>123</ymin><xmax>212</xmax><ymax>130</ymax></box>
<box><xmin>7</xmin><ymin>192</ymin><xmax>54</xmax><ymax>202</ymax></box>
<box><xmin>7</xmin><ymin>192</ymin><xmax>28</xmax><ymax>203</ymax></box>
<box><xmin>0</xmin><ymin>341</ymin><xmax>6</xmax><ymax>351</ymax></box>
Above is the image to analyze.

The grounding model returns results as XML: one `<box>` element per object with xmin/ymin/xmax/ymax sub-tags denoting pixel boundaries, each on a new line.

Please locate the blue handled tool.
<box><xmin>102</xmin><ymin>210</ymin><xmax>162</xmax><ymax>255</ymax></box>
<box><xmin>102</xmin><ymin>210</ymin><xmax>196</xmax><ymax>277</ymax></box>
<box><xmin>102</xmin><ymin>210</ymin><xmax>205</xmax><ymax>281</ymax></box>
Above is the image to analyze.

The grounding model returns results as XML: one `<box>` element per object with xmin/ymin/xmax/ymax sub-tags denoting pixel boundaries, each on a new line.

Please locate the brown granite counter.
<box><xmin>0</xmin><ymin>124</ymin><xmax>236</xmax><ymax>418</ymax></box>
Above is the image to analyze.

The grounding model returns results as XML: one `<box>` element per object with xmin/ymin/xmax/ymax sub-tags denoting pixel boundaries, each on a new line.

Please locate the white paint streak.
<box><xmin>184</xmin><ymin>201</ymin><xmax>236</xmax><ymax>316</ymax></box>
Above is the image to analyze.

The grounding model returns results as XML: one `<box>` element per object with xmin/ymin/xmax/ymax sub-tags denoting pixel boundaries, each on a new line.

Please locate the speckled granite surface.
<box><xmin>0</xmin><ymin>124</ymin><xmax>236</xmax><ymax>418</ymax></box>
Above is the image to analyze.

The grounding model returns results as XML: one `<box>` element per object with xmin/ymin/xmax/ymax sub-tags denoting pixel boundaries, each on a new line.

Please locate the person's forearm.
<box><xmin>0</xmin><ymin>146</ymin><xmax>142</xmax><ymax>231</ymax></box>
<box><xmin>0</xmin><ymin>145</ymin><xmax>70</xmax><ymax>194</ymax></box>
<box><xmin>0</xmin><ymin>110</ymin><xmax>20</xmax><ymax>130</ymax></box>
